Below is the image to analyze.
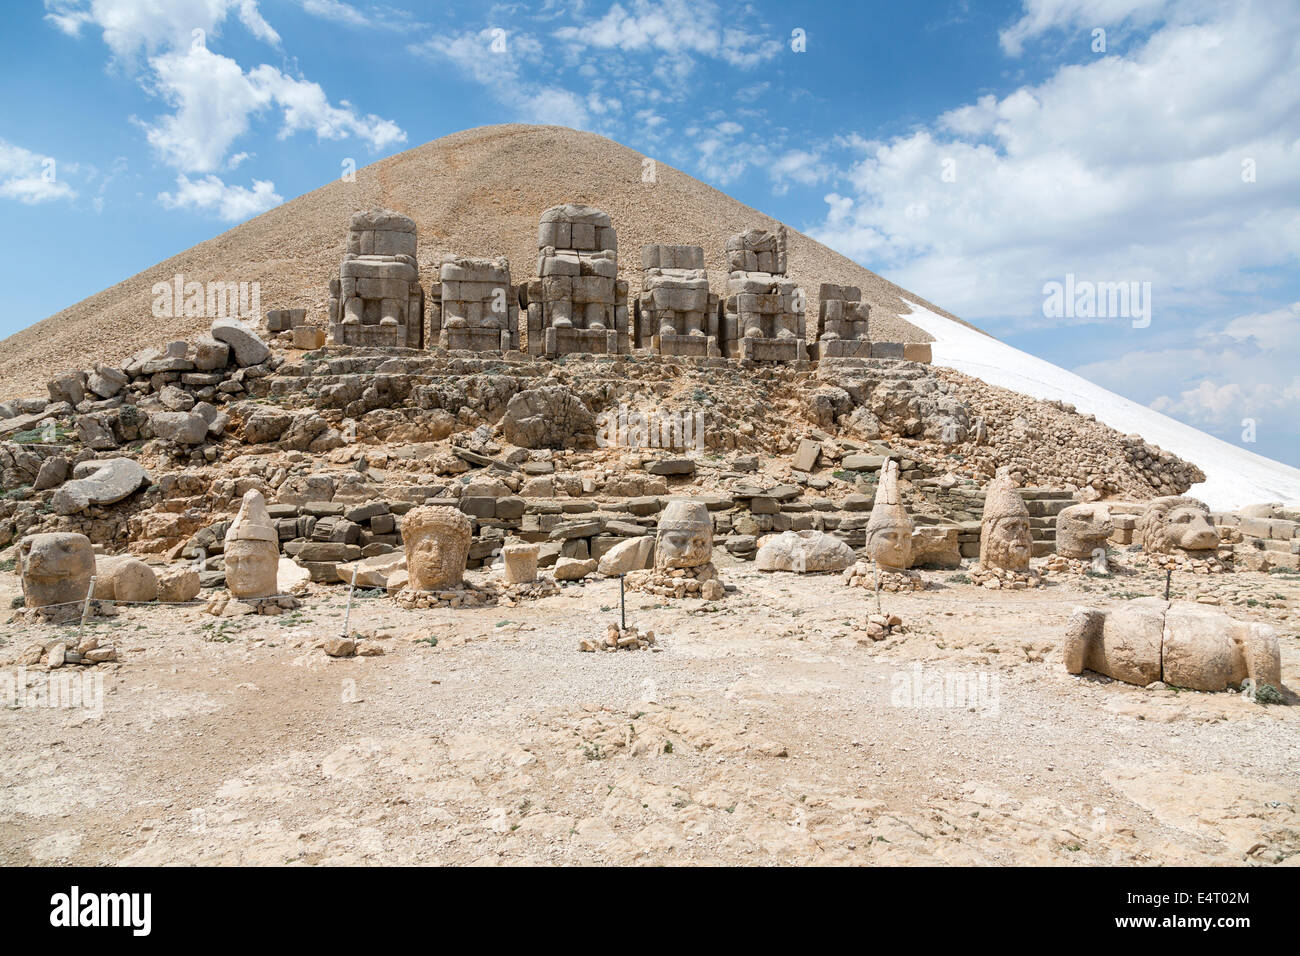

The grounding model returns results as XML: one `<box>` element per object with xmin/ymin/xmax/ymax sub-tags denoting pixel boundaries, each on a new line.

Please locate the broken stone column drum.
<box><xmin>501</xmin><ymin>543</ymin><xmax>539</xmax><ymax>585</ymax></box>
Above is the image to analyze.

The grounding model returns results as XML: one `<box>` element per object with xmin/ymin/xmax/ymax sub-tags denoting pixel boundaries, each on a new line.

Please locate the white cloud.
<box><xmin>44</xmin><ymin>0</ymin><xmax>279</xmax><ymax>62</ymax></box>
<box><xmin>998</xmin><ymin>0</ymin><xmax>1170</xmax><ymax>56</ymax></box>
<box><xmin>157</xmin><ymin>172</ymin><xmax>282</xmax><ymax>221</ymax></box>
<box><xmin>0</xmin><ymin>139</ymin><xmax>77</xmax><ymax>204</ymax></box>
<box><xmin>50</xmin><ymin>0</ymin><xmax>406</xmax><ymax>186</ymax></box>
<box><xmin>808</xmin><ymin>0</ymin><xmax>1300</xmax><ymax>326</ymax></box>
<box><xmin>553</xmin><ymin>0</ymin><xmax>783</xmax><ymax>68</ymax></box>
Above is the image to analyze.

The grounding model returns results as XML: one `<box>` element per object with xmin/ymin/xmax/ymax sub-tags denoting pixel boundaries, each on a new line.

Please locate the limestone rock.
<box><xmin>151</xmin><ymin>411</ymin><xmax>209</xmax><ymax>444</ymax></box>
<box><xmin>501</xmin><ymin>386</ymin><xmax>594</xmax><ymax>449</ymax></box>
<box><xmin>50</xmin><ymin>458</ymin><xmax>149</xmax><ymax>515</ymax></box>
<box><xmin>553</xmin><ymin>557</ymin><xmax>597</xmax><ymax>581</ymax></box>
<box><xmin>597</xmin><ymin>535</ymin><xmax>655</xmax><ymax>576</ymax></box>
<box><xmin>155</xmin><ymin>564</ymin><xmax>201</xmax><ymax>603</ymax></box>
<box><xmin>211</xmin><ymin>317</ymin><xmax>270</xmax><ymax>367</ymax></box>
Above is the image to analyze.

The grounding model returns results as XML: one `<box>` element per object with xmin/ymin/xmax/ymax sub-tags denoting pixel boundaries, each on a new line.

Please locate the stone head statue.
<box><xmin>1138</xmin><ymin>496</ymin><xmax>1219</xmax><ymax>553</ymax></box>
<box><xmin>865</xmin><ymin>460</ymin><xmax>913</xmax><ymax>570</ymax></box>
<box><xmin>224</xmin><ymin>490</ymin><xmax>279</xmax><ymax>599</ymax></box>
<box><xmin>19</xmin><ymin>532</ymin><xmax>95</xmax><ymax>609</ymax></box>
<box><xmin>655</xmin><ymin>499</ymin><xmax>713</xmax><ymax>570</ymax></box>
<box><xmin>1055</xmin><ymin>503</ymin><xmax>1113</xmax><ymax>559</ymax></box>
<box><xmin>980</xmin><ymin>473</ymin><xmax>1032</xmax><ymax>570</ymax></box>
<box><xmin>402</xmin><ymin>506</ymin><xmax>473</xmax><ymax>591</ymax></box>
<box><xmin>1065</xmin><ymin>597</ymin><xmax>1280</xmax><ymax>691</ymax></box>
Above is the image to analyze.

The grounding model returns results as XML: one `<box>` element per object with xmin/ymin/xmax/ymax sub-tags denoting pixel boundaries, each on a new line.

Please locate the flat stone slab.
<box><xmin>211</xmin><ymin>318</ymin><xmax>270</xmax><ymax>367</ymax></box>
<box><xmin>51</xmin><ymin>458</ymin><xmax>149</xmax><ymax>515</ymax></box>
<box><xmin>646</xmin><ymin>458</ymin><xmax>696</xmax><ymax>476</ymax></box>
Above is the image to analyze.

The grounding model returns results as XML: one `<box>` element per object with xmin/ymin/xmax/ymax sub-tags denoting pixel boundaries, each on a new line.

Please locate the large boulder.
<box><xmin>94</xmin><ymin>555</ymin><xmax>158</xmax><ymax>603</ymax></box>
<box><xmin>501</xmin><ymin>386</ymin><xmax>594</xmax><ymax>449</ymax></box>
<box><xmin>150</xmin><ymin>411</ymin><xmax>208</xmax><ymax>444</ymax></box>
<box><xmin>51</xmin><ymin>458</ymin><xmax>149</xmax><ymax>515</ymax></box>
<box><xmin>156</xmin><ymin>564</ymin><xmax>201</xmax><ymax>603</ymax></box>
<box><xmin>755</xmin><ymin>530</ymin><xmax>855</xmax><ymax>573</ymax></box>
<box><xmin>210</xmin><ymin>318</ymin><xmax>269</xmax><ymax>367</ymax></box>
<box><xmin>242</xmin><ymin>407</ymin><xmax>294</xmax><ymax>444</ymax></box>
<box><xmin>597</xmin><ymin>535</ymin><xmax>655</xmax><ymax>576</ymax></box>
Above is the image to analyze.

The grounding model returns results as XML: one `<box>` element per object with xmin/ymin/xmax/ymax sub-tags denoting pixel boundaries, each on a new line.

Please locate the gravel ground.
<box><xmin>0</xmin><ymin>123</ymin><xmax>973</xmax><ymax>401</ymax></box>
<box><xmin>1</xmin><ymin>555</ymin><xmax>1296</xmax><ymax>866</ymax></box>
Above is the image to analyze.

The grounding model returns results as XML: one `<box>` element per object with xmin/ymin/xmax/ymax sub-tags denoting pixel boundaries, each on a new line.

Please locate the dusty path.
<box><xmin>1</xmin><ymin>559</ymin><xmax>1296</xmax><ymax>866</ymax></box>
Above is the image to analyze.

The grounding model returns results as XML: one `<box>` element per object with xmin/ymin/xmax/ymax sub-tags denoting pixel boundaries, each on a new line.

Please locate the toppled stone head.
<box><xmin>1056</xmin><ymin>503</ymin><xmax>1114</xmax><ymax>559</ymax></box>
<box><xmin>865</xmin><ymin>460</ymin><xmax>913</xmax><ymax>570</ymax></box>
<box><xmin>756</xmin><ymin>530</ymin><xmax>854</xmax><ymax>573</ymax></box>
<box><xmin>402</xmin><ymin>506</ymin><xmax>473</xmax><ymax>591</ymax></box>
<box><xmin>980</xmin><ymin>473</ymin><xmax>1032</xmax><ymax>571</ymax></box>
<box><xmin>1065</xmin><ymin>597</ymin><xmax>1281</xmax><ymax>691</ymax></box>
<box><xmin>1138</xmin><ymin>495</ymin><xmax>1219</xmax><ymax>553</ymax></box>
<box><xmin>223</xmin><ymin>489</ymin><xmax>279</xmax><ymax>599</ymax></box>
<box><xmin>655</xmin><ymin>499</ymin><xmax>713</xmax><ymax>570</ymax></box>
<box><xmin>19</xmin><ymin>532</ymin><xmax>95</xmax><ymax>610</ymax></box>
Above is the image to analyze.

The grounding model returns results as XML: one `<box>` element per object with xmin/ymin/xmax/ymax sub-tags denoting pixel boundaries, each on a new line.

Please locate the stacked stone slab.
<box><xmin>722</xmin><ymin>227</ymin><xmax>806</xmax><ymax>363</ymax></box>
<box><xmin>328</xmin><ymin>208</ymin><xmax>424</xmax><ymax>350</ymax></box>
<box><xmin>522</xmin><ymin>204</ymin><xmax>628</xmax><ymax>357</ymax></box>
<box><xmin>812</xmin><ymin>283</ymin><xmax>871</xmax><ymax>360</ymax></box>
<box><xmin>633</xmin><ymin>245</ymin><xmax>719</xmax><ymax>357</ymax></box>
<box><xmin>430</xmin><ymin>256</ymin><xmax>518</xmax><ymax>352</ymax></box>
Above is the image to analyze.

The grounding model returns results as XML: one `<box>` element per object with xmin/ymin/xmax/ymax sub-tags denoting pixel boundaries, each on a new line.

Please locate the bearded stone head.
<box><xmin>655</xmin><ymin>500</ymin><xmax>713</xmax><ymax>569</ymax></box>
<box><xmin>402</xmin><ymin>506</ymin><xmax>473</xmax><ymax>591</ymax></box>
<box><xmin>980</xmin><ymin>474</ymin><xmax>1033</xmax><ymax>571</ymax></box>
<box><xmin>1138</xmin><ymin>496</ymin><xmax>1219</xmax><ymax>554</ymax></box>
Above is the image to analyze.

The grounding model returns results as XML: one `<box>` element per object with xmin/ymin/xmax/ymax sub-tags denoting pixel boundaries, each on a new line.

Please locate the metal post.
<box><xmin>619</xmin><ymin>574</ymin><xmax>626</xmax><ymax>630</ymax></box>
<box><xmin>77</xmin><ymin>576</ymin><xmax>97</xmax><ymax>645</ymax></box>
<box><xmin>873</xmin><ymin>561</ymin><xmax>882</xmax><ymax>615</ymax></box>
<box><xmin>1164</xmin><ymin>568</ymin><xmax>1171</xmax><ymax>601</ymax></box>
<box><xmin>342</xmin><ymin>567</ymin><xmax>358</xmax><ymax>639</ymax></box>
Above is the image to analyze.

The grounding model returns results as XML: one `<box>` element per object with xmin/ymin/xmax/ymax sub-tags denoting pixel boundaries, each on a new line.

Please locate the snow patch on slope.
<box><xmin>901</xmin><ymin>301</ymin><xmax>1300</xmax><ymax>511</ymax></box>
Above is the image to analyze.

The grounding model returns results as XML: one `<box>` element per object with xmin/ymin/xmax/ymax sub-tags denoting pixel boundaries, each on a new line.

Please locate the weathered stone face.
<box><xmin>865</xmin><ymin>459</ymin><xmax>913</xmax><ymax>570</ymax></box>
<box><xmin>655</xmin><ymin>500</ymin><xmax>713</xmax><ymax>569</ymax></box>
<box><xmin>224</xmin><ymin>489</ymin><xmax>279</xmax><ymax>599</ymax></box>
<box><xmin>1056</xmin><ymin>503</ymin><xmax>1113</xmax><ymax>559</ymax></box>
<box><xmin>1138</xmin><ymin>495</ymin><xmax>1219</xmax><ymax>553</ymax></box>
<box><xmin>19</xmin><ymin>532</ymin><xmax>95</xmax><ymax>609</ymax></box>
<box><xmin>1064</xmin><ymin>598</ymin><xmax>1281</xmax><ymax>691</ymax></box>
<box><xmin>402</xmin><ymin>506</ymin><xmax>472</xmax><ymax>590</ymax></box>
<box><xmin>980</xmin><ymin>475</ymin><xmax>1033</xmax><ymax>571</ymax></box>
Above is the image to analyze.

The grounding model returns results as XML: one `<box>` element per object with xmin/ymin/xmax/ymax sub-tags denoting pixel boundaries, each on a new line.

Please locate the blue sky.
<box><xmin>2</xmin><ymin>0</ymin><xmax>1297</xmax><ymax>465</ymax></box>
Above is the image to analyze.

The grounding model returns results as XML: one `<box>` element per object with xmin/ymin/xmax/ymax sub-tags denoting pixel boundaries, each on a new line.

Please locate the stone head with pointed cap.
<box><xmin>865</xmin><ymin>460</ymin><xmax>914</xmax><ymax>570</ymax></box>
<box><xmin>224</xmin><ymin>489</ymin><xmax>279</xmax><ymax>599</ymax></box>
<box><xmin>980</xmin><ymin>471</ymin><xmax>1033</xmax><ymax>570</ymax></box>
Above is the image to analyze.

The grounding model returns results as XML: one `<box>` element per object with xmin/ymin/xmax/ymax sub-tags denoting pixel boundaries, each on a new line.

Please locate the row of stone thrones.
<box><xmin>319</xmin><ymin>204</ymin><xmax>933</xmax><ymax>364</ymax></box>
